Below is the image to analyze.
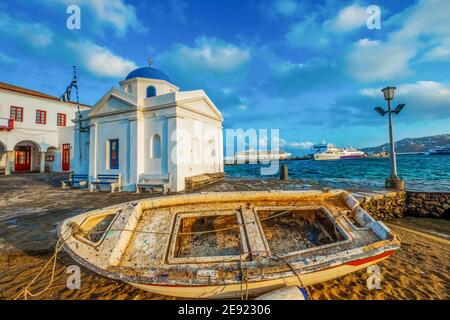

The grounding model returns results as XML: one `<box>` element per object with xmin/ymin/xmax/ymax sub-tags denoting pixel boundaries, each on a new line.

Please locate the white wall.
<box><xmin>119</xmin><ymin>78</ymin><xmax>179</xmax><ymax>106</ymax></box>
<box><xmin>0</xmin><ymin>88</ymin><xmax>89</xmax><ymax>173</ymax></box>
<box><xmin>143</xmin><ymin>116</ymin><xmax>169</xmax><ymax>176</ymax></box>
<box><xmin>89</xmin><ymin>116</ymin><xmax>133</xmax><ymax>190</ymax></box>
<box><xmin>0</xmin><ymin>89</ymin><xmax>86</xmax><ymax>151</ymax></box>
<box><xmin>83</xmin><ymin>79</ymin><xmax>223</xmax><ymax>192</ymax></box>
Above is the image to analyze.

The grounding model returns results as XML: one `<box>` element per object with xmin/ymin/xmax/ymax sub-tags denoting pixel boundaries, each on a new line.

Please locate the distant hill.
<box><xmin>362</xmin><ymin>134</ymin><xmax>450</xmax><ymax>153</ymax></box>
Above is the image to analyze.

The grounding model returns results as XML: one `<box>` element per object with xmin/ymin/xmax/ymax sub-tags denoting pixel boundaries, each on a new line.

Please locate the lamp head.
<box><xmin>393</xmin><ymin>103</ymin><xmax>405</xmax><ymax>115</ymax></box>
<box><xmin>375</xmin><ymin>106</ymin><xmax>387</xmax><ymax>116</ymax></box>
<box><xmin>382</xmin><ymin>86</ymin><xmax>396</xmax><ymax>101</ymax></box>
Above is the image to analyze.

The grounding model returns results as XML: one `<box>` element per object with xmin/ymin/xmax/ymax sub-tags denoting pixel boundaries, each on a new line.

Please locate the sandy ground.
<box><xmin>0</xmin><ymin>173</ymin><xmax>449</xmax><ymax>300</ymax></box>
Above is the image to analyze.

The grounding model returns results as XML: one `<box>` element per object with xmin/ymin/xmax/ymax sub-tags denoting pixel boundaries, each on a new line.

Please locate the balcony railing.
<box><xmin>0</xmin><ymin>118</ymin><xmax>14</xmax><ymax>131</ymax></box>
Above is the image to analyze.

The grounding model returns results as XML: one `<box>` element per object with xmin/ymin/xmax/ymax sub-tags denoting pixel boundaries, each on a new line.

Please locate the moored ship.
<box><xmin>233</xmin><ymin>149</ymin><xmax>292</xmax><ymax>163</ymax></box>
<box><xmin>427</xmin><ymin>145</ymin><xmax>450</xmax><ymax>156</ymax></box>
<box><xmin>312</xmin><ymin>142</ymin><xmax>366</xmax><ymax>160</ymax></box>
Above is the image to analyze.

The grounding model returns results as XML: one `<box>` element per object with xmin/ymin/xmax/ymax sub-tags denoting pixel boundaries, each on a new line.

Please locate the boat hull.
<box><xmin>58</xmin><ymin>190</ymin><xmax>400</xmax><ymax>300</ymax></box>
<box><xmin>127</xmin><ymin>250</ymin><xmax>394</xmax><ymax>299</ymax></box>
<box><xmin>313</xmin><ymin>153</ymin><xmax>341</xmax><ymax>160</ymax></box>
<box><xmin>340</xmin><ymin>155</ymin><xmax>367</xmax><ymax>159</ymax></box>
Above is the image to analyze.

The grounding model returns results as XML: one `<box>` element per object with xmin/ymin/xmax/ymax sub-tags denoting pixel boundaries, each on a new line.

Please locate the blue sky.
<box><xmin>0</xmin><ymin>0</ymin><xmax>449</xmax><ymax>154</ymax></box>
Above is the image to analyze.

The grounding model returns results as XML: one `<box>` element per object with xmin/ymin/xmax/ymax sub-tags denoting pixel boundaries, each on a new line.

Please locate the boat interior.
<box><xmin>61</xmin><ymin>190</ymin><xmax>399</xmax><ymax>285</ymax></box>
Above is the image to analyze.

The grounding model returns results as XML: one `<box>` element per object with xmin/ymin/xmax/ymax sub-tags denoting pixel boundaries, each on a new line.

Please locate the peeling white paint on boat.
<box><xmin>58</xmin><ymin>190</ymin><xmax>400</xmax><ymax>299</ymax></box>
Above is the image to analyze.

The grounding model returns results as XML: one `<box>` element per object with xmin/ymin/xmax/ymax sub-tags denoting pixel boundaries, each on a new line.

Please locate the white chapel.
<box><xmin>73</xmin><ymin>64</ymin><xmax>224</xmax><ymax>192</ymax></box>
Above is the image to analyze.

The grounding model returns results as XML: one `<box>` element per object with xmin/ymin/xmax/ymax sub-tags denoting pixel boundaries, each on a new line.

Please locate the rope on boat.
<box><xmin>13</xmin><ymin>228</ymin><xmax>72</xmax><ymax>300</ymax></box>
<box><xmin>238</xmin><ymin>252</ymin><xmax>249</xmax><ymax>300</ymax></box>
<box><xmin>267</xmin><ymin>251</ymin><xmax>313</xmax><ymax>300</ymax></box>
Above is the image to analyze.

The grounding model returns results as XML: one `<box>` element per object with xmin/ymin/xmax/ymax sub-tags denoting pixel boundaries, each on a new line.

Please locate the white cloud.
<box><xmin>237</xmin><ymin>104</ymin><xmax>248</xmax><ymax>110</ymax></box>
<box><xmin>284</xmin><ymin>141</ymin><xmax>314</xmax><ymax>149</ymax></box>
<box><xmin>285</xmin><ymin>3</ymin><xmax>368</xmax><ymax>48</ymax></box>
<box><xmin>222</xmin><ymin>88</ymin><xmax>233</xmax><ymax>94</ymax></box>
<box><xmin>88</xmin><ymin>0</ymin><xmax>144</xmax><ymax>34</ymax></box>
<box><xmin>346</xmin><ymin>38</ymin><xmax>415</xmax><ymax>82</ymax></box>
<box><xmin>396</xmin><ymin>81</ymin><xmax>450</xmax><ymax>104</ymax></box>
<box><xmin>67</xmin><ymin>40</ymin><xmax>137</xmax><ymax>78</ymax></box>
<box><xmin>356</xmin><ymin>38</ymin><xmax>380</xmax><ymax>47</ymax></box>
<box><xmin>42</xmin><ymin>0</ymin><xmax>145</xmax><ymax>36</ymax></box>
<box><xmin>329</xmin><ymin>4</ymin><xmax>367</xmax><ymax>32</ymax></box>
<box><xmin>274</xmin><ymin>0</ymin><xmax>299</xmax><ymax>17</ymax></box>
<box><xmin>159</xmin><ymin>37</ymin><xmax>250</xmax><ymax>73</ymax></box>
<box><xmin>286</xmin><ymin>15</ymin><xmax>330</xmax><ymax>48</ymax></box>
<box><xmin>422</xmin><ymin>38</ymin><xmax>450</xmax><ymax>62</ymax></box>
<box><xmin>0</xmin><ymin>52</ymin><xmax>18</xmax><ymax>65</ymax></box>
<box><xmin>0</xmin><ymin>12</ymin><xmax>54</xmax><ymax>47</ymax></box>
<box><xmin>360</xmin><ymin>81</ymin><xmax>450</xmax><ymax>119</ymax></box>
<box><xmin>265</xmin><ymin>57</ymin><xmax>339</xmax><ymax>96</ymax></box>
<box><xmin>346</xmin><ymin>0</ymin><xmax>450</xmax><ymax>82</ymax></box>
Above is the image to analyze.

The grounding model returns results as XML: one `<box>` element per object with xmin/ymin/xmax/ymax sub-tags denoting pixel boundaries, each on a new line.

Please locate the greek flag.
<box><xmin>59</xmin><ymin>75</ymin><xmax>78</xmax><ymax>102</ymax></box>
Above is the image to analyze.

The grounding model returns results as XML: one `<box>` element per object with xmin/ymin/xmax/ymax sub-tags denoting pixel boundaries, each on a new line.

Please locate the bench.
<box><xmin>90</xmin><ymin>174</ymin><xmax>122</xmax><ymax>193</ymax></box>
<box><xmin>136</xmin><ymin>173</ymin><xmax>171</xmax><ymax>194</ymax></box>
<box><xmin>61</xmin><ymin>173</ymin><xmax>88</xmax><ymax>189</ymax></box>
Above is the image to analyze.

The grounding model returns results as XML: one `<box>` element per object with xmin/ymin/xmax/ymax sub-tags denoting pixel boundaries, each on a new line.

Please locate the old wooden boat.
<box><xmin>58</xmin><ymin>190</ymin><xmax>400</xmax><ymax>299</ymax></box>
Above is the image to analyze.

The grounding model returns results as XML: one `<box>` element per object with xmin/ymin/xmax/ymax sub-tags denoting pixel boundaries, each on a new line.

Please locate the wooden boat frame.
<box><xmin>58</xmin><ymin>190</ymin><xmax>400</xmax><ymax>299</ymax></box>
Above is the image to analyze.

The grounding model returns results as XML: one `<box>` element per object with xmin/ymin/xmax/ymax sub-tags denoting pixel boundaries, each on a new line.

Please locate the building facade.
<box><xmin>73</xmin><ymin>66</ymin><xmax>224</xmax><ymax>192</ymax></box>
<box><xmin>0</xmin><ymin>82</ymin><xmax>90</xmax><ymax>174</ymax></box>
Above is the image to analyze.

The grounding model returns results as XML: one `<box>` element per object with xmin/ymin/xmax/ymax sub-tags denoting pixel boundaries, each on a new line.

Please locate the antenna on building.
<box><xmin>148</xmin><ymin>57</ymin><xmax>153</xmax><ymax>66</ymax></box>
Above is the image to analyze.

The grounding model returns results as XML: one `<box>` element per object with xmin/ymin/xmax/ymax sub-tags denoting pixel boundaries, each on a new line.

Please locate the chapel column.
<box><xmin>4</xmin><ymin>151</ymin><xmax>14</xmax><ymax>175</ymax></box>
<box><xmin>88</xmin><ymin>122</ymin><xmax>97</xmax><ymax>186</ymax></box>
<box><xmin>40</xmin><ymin>151</ymin><xmax>46</xmax><ymax>173</ymax></box>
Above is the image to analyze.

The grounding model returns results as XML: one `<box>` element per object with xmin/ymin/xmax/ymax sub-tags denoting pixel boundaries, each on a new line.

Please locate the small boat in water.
<box><xmin>368</xmin><ymin>151</ymin><xmax>390</xmax><ymax>158</ymax></box>
<box><xmin>58</xmin><ymin>190</ymin><xmax>400</xmax><ymax>299</ymax></box>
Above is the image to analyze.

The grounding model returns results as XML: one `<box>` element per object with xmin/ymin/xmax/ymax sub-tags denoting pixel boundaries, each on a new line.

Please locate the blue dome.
<box><xmin>125</xmin><ymin>67</ymin><xmax>172</xmax><ymax>83</ymax></box>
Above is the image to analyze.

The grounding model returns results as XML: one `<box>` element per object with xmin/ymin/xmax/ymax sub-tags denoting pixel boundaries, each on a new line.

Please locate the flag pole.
<box><xmin>73</xmin><ymin>65</ymin><xmax>83</xmax><ymax>164</ymax></box>
<box><xmin>73</xmin><ymin>66</ymin><xmax>80</xmax><ymax>120</ymax></box>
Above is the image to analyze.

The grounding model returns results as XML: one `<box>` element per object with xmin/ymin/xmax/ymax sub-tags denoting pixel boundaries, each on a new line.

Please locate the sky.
<box><xmin>0</xmin><ymin>0</ymin><xmax>449</xmax><ymax>154</ymax></box>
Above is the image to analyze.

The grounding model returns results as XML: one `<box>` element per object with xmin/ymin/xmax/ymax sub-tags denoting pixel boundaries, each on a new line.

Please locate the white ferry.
<box><xmin>234</xmin><ymin>149</ymin><xmax>292</xmax><ymax>163</ymax></box>
<box><xmin>313</xmin><ymin>142</ymin><xmax>366</xmax><ymax>160</ymax></box>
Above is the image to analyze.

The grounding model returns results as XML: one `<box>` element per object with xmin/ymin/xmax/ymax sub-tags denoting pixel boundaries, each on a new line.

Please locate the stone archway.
<box><xmin>13</xmin><ymin>140</ymin><xmax>41</xmax><ymax>172</ymax></box>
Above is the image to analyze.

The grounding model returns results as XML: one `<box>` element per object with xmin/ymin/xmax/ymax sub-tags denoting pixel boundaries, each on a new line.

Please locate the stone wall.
<box><xmin>354</xmin><ymin>190</ymin><xmax>450</xmax><ymax>221</ymax></box>
<box><xmin>357</xmin><ymin>191</ymin><xmax>406</xmax><ymax>221</ymax></box>
<box><xmin>406</xmin><ymin>191</ymin><xmax>450</xmax><ymax>218</ymax></box>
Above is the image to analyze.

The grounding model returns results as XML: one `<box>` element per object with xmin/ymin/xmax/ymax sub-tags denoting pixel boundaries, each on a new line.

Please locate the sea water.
<box><xmin>225</xmin><ymin>154</ymin><xmax>450</xmax><ymax>192</ymax></box>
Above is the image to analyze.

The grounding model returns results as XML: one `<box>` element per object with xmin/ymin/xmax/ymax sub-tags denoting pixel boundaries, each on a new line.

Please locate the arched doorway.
<box><xmin>14</xmin><ymin>141</ymin><xmax>40</xmax><ymax>172</ymax></box>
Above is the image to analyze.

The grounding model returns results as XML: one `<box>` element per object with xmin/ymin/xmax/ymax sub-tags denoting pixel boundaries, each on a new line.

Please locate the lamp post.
<box><xmin>375</xmin><ymin>86</ymin><xmax>406</xmax><ymax>190</ymax></box>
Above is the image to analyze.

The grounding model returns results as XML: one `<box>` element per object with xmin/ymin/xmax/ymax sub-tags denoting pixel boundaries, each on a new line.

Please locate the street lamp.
<box><xmin>375</xmin><ymin>86</ymin><xmax>406</xmax><ymax>190</ymax></box>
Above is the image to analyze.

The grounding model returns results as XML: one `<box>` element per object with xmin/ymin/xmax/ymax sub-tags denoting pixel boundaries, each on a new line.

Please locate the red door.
<box><xmin>15</xmin><ymin>146</ymin><xmax>31</xmax><ymax>171</ymax></box>
<box><xmin>62</xmin><ymin>144</ymin><xmax>70</xmax><ymax>171</ymax></box>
